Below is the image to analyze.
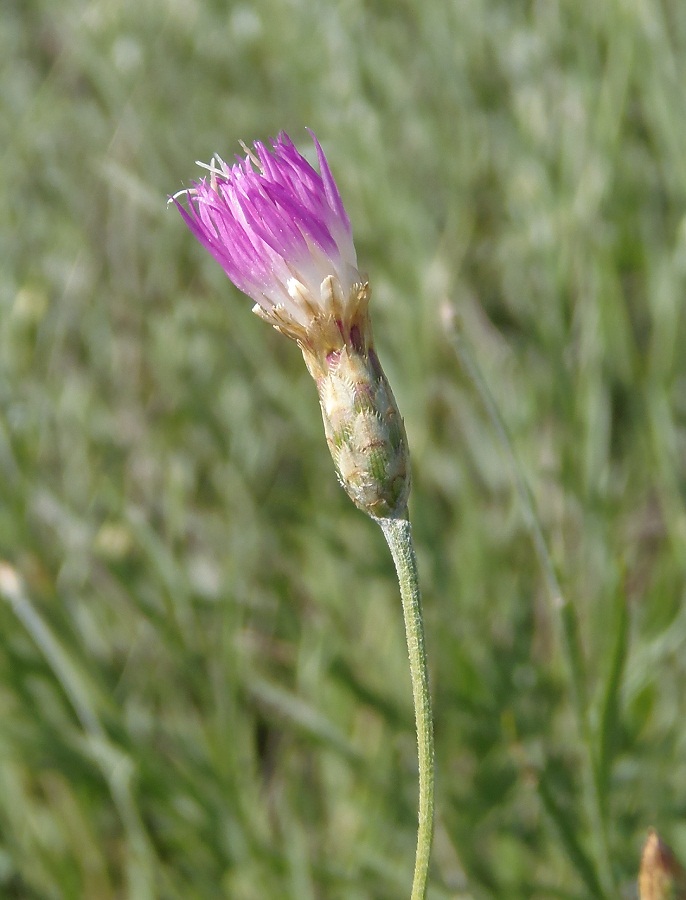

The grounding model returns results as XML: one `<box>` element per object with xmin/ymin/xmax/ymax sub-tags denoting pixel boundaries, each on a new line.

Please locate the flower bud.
<box><xmin>639</xmin><ymin>830</ymin><xmax>686</xmax><ymax>900</ymax></box>
<box><xmin>308</xmin><ymin>290</ymin><xmax>410</xmax><ymax>518</ymax></box>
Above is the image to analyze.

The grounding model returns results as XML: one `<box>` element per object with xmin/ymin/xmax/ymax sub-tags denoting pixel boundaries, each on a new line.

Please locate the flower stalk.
<box><xmin>172</xmin><ymin>132</ymin><xmax>433</xmax><ymax>897</ymax></box>
<box><xmin>377</xmin><ymin>516</ymin><xmax>434</xmax><ymax>900</ymax></box>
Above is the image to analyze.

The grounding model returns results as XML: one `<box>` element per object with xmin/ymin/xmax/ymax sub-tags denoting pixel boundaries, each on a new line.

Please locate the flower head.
<box><xmin>173</xmin><ymin>132</ymin><xmax>410</xmax><ymax>518</ymax></box>
<box><xmin>172</xmin><ymin>131</ymin><xmax>369</xmax><ymax>376</ymax></box>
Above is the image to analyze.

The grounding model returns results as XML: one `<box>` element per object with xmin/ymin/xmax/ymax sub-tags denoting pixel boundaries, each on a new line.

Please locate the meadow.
<box><xmin>2</xmin><ymin>0</ymin><xmax>686</xmax><ymax>897</ymax></box>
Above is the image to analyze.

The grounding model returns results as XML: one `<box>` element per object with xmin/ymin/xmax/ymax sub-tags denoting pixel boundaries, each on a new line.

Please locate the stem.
<box><xmin>376</xmin><ymin>516</ymin><xmax>434</xmax><ymax>900</ymax></box>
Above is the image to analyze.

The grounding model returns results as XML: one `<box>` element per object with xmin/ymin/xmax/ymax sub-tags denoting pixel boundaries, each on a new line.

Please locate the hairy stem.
<box><xmin>377</xmin><ymin>516</ymin><xmax>434</xmax><ymax>900</ymax></box>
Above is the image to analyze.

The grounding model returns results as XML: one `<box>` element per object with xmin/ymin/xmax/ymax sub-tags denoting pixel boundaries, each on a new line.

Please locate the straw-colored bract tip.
<box><xmin>639</xmin><ymin>830</ymin><xmax>686</xmax><ymax>900</ymax></box>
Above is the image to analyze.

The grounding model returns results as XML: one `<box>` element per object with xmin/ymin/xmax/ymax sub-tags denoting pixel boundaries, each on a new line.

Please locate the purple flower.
<box><xmin>172</xmin><ymin>132</ymin><xmax>367</xmax><ymax>354</ymax></box>
<box><xmin>173</xmin><ymin>132</ymin><xmax>410</xmax><ymax>518</ymax></box>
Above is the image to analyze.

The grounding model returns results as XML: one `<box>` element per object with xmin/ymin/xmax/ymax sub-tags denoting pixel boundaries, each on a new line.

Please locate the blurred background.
<box><xmin>2</xmin><ymin>0</ymin><xmax>686</xmax><ymax>897</ymax></box>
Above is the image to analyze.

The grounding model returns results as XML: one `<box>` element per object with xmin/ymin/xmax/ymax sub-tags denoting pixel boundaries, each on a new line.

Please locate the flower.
<box><xmin>172</xmin><ymin>132</ymin><xmax>369</xmax><ymax>376</ymax></box>
<box><xmin>173</xmin><ymin>132</ymin><xmax>410</xmax><ymax>518</ymax></box>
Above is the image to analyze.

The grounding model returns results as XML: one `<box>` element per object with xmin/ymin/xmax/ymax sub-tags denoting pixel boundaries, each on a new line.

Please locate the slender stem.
<box><xmin>376</xmin><ymin>515</ymin><xmax>434</xmax><ymax>900</ymax></box>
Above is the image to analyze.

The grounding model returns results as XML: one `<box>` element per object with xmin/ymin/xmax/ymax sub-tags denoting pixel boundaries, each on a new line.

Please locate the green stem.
<box><xmin>377</xmin><ymin>515</ymin><xmax>434</xmax><ymax>900</ymax></box>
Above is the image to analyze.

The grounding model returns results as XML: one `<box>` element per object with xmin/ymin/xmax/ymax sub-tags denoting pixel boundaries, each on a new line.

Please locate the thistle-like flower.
<box><xmin>172</xmin><ymin>132</ymin><xmax>410</xmax><ymax>519</ymax></box>
<box><xmin>173</xmin><ymin>133</ymin><xmax>434</xmax><ymax>900</ymax></box>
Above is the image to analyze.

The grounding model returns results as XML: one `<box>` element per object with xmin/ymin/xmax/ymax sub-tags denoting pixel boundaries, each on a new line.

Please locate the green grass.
<box><xmin>2</xmin><ymin>0</ymin><xmax>686</xmax><ymax>897</ymax></box>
